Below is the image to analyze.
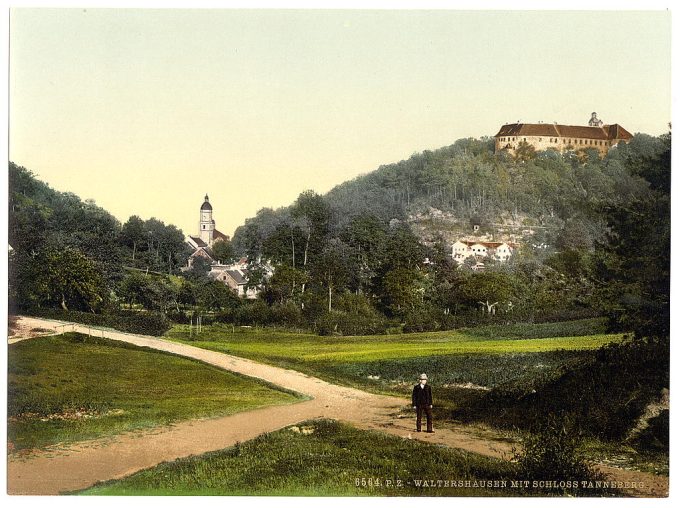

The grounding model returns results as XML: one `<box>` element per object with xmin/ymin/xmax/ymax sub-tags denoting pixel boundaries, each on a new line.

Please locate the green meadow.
<box><xmin>166</xmin><ymin>318</ymin><xmax>627</xmax><ymax>397</ymax></box>
<box><xmin>8</xmin><ymin>333</ymin><xmax>305</xmax><ymax>452</ymax></box>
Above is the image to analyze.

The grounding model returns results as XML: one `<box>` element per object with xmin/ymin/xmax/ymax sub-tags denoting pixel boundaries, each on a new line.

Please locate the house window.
<box><xmin>523</xmin><ymin>138</ymin><xmax>526</xmax><ymax>142</ymax></box>
<box><xmin>202</xmin><ymin>225</ymin><xmax>205</xmax><ymax>229</ymax></box>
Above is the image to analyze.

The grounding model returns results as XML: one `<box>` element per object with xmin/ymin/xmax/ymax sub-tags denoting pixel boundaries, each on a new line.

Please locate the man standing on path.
<box><xmin>412</xmin><ymin>373</ymin><xmax>434</xmax><ymax>433</ymax></box>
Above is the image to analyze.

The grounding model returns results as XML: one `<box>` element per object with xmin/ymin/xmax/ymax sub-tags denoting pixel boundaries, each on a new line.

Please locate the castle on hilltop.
<box><xmin>494</xmin><ymin>113</ymin><xmax>632</xmax><ymax>156</ymax></box>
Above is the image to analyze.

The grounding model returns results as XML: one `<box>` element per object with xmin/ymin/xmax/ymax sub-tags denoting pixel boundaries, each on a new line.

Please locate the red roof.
<box><xmin>460</xmin><ymin>240</ymin><xmax>518</xmax><ymax>249</ymax></box>
<box><xmin>213</xmin><ymin>229</ymin><xmax>230</xmax><ymax>242</ymax></box>
<box><xmin>495</xmin><ymin>123</ymin><xmax>632</xmax><ymax>141</ymax></box>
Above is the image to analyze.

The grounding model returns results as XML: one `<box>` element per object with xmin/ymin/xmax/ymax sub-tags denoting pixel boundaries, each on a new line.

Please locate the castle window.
<box><xmin>202</xmin><ymin>225</ymin><xmax>205</xmax><ymax>230</ymax></box>
<box><xmin>523</xmin><ymin>138</ymin><xmax>526</xmax><ymax>142</ymax></box>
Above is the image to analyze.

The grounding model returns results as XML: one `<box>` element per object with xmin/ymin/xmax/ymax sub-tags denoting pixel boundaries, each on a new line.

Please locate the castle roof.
<box><xmin>495</xmin><ymin>123</ymin><xmax>632</xmax><ymax>141</ymax></box>
<box><xmin>201</xmin><ymin>194</ymin><xmax>213</xmax><ymax>211</ymax></box>
<box><xmin>459</xmin><ymin>240</ymin><xmax>518</xmax><ymax>249</ymax></box>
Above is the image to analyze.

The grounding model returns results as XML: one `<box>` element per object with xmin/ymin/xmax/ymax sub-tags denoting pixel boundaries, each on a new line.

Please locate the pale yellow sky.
<box><xmin>9</xmin><ymin>9</ymin><xmax>671</xmax><ymax>237</ymax></box>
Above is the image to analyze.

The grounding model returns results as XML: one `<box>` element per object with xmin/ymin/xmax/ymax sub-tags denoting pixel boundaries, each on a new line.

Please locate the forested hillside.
<box><xmin>230</xmin><ymin>133</ymin><xmax>669</xmax><ymax>335</ymax></box>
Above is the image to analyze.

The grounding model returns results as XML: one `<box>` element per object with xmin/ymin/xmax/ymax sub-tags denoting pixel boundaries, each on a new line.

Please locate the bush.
<box><xmin>455</xmin><ymin>336</ymin><xmax>669</xmax><ymax>444</ymax></box>
<box><xmin>270</xmin><ymin>301</ymin><xmax>304</xmax><ymax>327</ymax></box>
<box><xmin>630</xmin><ymin>408</ymin><xmax>669</xmax><ymax>452</ymax></box>
<box><xmin>232</xmin><ymin>300</ymin><xmax>272</xmax><ymax>326</ymax></box>
<box><xmin>23</xmin><ymin>308</ymin><xmax>170</xmax><ymax>336</ymax></box>
<box><xmin>166</xmin><ymin>310</ymin><xmax>190</xmax><ymax>324</ymax></box>
<box><xmin>316</xmin><ymin>310</ymin><xmax>391</xmax><ymax>336</ymax></box>
<box><xmin>513</xmin><ymin>415</ymin><xmax>609</xmax><ymax>495</ymax></box>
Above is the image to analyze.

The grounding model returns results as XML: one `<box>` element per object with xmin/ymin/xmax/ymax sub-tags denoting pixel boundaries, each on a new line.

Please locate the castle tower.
<box><xmin>588</xmin><ymin>112</ymin><xmax>603</xmax><ymax>127</ymax></box>
<box><xmin>199</xmin><ymin>194</ymin><xmax>215</xmax><ymax>245</ymax></box>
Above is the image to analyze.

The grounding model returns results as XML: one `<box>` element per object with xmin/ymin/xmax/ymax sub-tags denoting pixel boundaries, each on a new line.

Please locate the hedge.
<box><xmin>21</xmin><ymin>308</ymin><xmax>171</xmax><ymax>336</ymax></box>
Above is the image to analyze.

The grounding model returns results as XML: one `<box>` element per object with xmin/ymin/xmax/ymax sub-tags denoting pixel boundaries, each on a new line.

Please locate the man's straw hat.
<box><xmin>419</xmin><ymin>373</ymin><xmax>428</xmax><ymax>380</ymax></box>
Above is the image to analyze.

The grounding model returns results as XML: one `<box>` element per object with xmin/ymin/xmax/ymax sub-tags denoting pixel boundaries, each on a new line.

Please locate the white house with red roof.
<box><xmin>452</xmin><ymin>240</ymin><xmax>517</xmax><ymax>266</ymax></box>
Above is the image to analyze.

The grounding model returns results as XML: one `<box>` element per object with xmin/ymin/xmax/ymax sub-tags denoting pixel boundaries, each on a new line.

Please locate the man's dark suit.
<box><xmin>412</xmin><ymin>383</ymin><xmax>433</xmax><ymax>432</ymax></box>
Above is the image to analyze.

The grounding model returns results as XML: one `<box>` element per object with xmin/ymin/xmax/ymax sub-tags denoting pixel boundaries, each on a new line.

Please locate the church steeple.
<box><xmin>199</xmin><ymin>194</ymin><xmax>215</xmax><ymax>245</ymax></box>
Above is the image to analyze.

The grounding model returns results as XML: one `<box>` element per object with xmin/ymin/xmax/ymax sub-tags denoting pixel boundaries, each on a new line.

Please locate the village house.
<box><xmin>208</xmin><ymin>258</ymin><xmax>274</xmax><ymax>299</ymax></box>
<box><xmin>494</xmin><ymin>112</ymin><xmax>632</xmax><ymax>156</ymax></box>
<box><xmin>451</xmin><ymin>240</ymin><xmax>516</xmax><ymax>268</ymax></box>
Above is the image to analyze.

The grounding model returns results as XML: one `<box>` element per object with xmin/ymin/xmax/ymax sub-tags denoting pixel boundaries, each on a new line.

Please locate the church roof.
<box><xmin>188</xmin><ymin>235</ymin><xmax>207</xmax><ymax>248</ymax></box>
<box><xmin>201</xmin><ymin>194</ymin><xmax>213</xmax><ymax>211</ymax></box>
<box><xmin>213</xmin><ymin>229</ymin><xmax>230</xmax><ymax>242</ymax></box>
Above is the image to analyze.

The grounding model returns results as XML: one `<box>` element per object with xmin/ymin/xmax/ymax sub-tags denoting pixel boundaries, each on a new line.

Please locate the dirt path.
<box><xmin>7</xmin><ymin>316</ymin><xmax>668</xmax><ymax>497</ymax></box>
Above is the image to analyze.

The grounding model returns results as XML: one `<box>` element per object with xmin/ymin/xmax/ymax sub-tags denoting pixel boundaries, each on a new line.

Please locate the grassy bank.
<box><xmin>8</xmin><ymin>333</ymin><xmax>304</xmax><ymax>452</ymax></box>
<box><xmin>80</xmin><ymin>418</ymin><xmax>590</xmax><ymax>497</ymax></box>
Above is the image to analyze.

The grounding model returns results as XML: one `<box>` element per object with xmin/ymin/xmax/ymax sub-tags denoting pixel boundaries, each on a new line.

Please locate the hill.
<box><xmin>235</xmin><ymin>134</ymin><xmax>664</xmax><ymax>255</ymax></box>
<box><xmin>227</xmin><ymin>132</ymin><xmax>669</xmax><ymax>334</ymax></box>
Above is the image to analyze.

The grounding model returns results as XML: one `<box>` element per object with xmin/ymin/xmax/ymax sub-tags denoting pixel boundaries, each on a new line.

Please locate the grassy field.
<box><xmin>78</xmin><ymin>419</ymin><xmax>526</xmax><ymax>496</ymax></box>
<box><xmin>8</xmin><ymin>333</ymin><xmax>305</xmax><ymax>452</ymax></box>
<box><xmin>165</xmin><ymin>318</ymin><xmax>627</xmax><ymax>398</ymax></box>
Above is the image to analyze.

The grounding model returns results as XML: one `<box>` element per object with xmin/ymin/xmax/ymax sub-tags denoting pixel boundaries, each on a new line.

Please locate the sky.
<box><xmin>9</xmin><ymin>8</ymin><xmax>671</xmax><ymax>238</ymax></box>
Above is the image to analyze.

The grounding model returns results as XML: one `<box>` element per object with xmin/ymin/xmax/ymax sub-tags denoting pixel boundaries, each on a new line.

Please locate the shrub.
<box><xmin>455</xmin><ymin>336</ymin><xmax>669</xmax><ymax>445</ymax></box>
<box><xmin>270</xmin><ymin>301</ymin><xmax>304</xmax><ymax>327</ymax></box>
<box><xmin>22</xmin><ymin>308</ymin><xmax>170</xmax><ymax>336</ymax></box>
<box><xmin>512</xmin><ymin>415</ymin><xmax>609</xmax><ymax>496</ymax></box>
<box><xmin>166</xmin><ymin>310</ymin><xmax>190</xmax><ymax>324</ymax></box>
<box><xmin>232</xmin><ymin>300</ymin><xmax>272</xmax><ymax>326</ymax></box>
<box><xmin>316</xmin><ymin>310</ymin><xmax>391</xmax><ymax>336</ymax></box>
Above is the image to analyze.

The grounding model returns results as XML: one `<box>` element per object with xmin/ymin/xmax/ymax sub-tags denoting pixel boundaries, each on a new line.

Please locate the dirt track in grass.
<box><xmin>7</xmin><ymin>316</ymin><xmax>668</xmax><ymax>497</ymax></box>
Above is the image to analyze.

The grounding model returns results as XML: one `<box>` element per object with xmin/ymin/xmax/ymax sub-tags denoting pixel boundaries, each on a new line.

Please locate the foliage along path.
<box><xmin>7</xmin><ymin>317</ymin><xmax>667</xmax><ymax>497</ymax></box>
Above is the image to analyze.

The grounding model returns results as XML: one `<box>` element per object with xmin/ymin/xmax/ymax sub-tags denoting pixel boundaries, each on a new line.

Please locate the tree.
<box><xmin>211</xmin><ymin>239</ymin><xmax>235</xmax><ymax>264</ymax></box>
<box><xmin>460</xmin><ymin>271</ymin><xmax>521</xmax><ymax>316</ymax></box>
<box><xmin>291</xmin><ymin>190</ymin><xmax>331</xmax><ymax>270</ymax></box>
<box><xmin>120</xmin><ymin>216</ymin><xmax>146</xmax><ymax>261</ymax></box>
<box><xmin>185</xmin><ymin>256</ymin><xmax>212</xmax><ymax>281</ymax></box>
<box><xmin>313</xmin><ymin>238</ymin><xmax>351</xmax><ymax>312</ymax></box>
<box><xmin>135</xmin><ymin>276</ymin><xmax>178</xmax><ymax>313</ymax></box>
<box><xmin>514</xmin><ymin>140</ymin><xmax>537</xmax><ymax>163</ymax></box>
<box><xmin>194</xmin><ymin>280</ymin><xmax>241</xmax><ymax>311</ymax></box>
<box><xmin>264</xmin><ymin>264</ymin><xmax>308</xmax><ymax>304</ymax></box>
<box><xmin>18</xmin><ymin>247</ymin><xmax>107</xmax><ymax>312</ymax></box>
<box><xmin>117</xmin><ymin>271</ymin><xmax>150</xmax><ymax>309</ymax></box>
<box><xmin>381</xmin><ymin>267</ymin><xmax>426</xmax><ymax>317</ymax></box>
<box><xmin>594</xmin><ymin>133</ymin><xmax>670</xmax><ymax>339</ymax></box>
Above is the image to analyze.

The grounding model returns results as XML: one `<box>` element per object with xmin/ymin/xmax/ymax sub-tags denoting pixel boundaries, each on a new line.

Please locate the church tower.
<box><xmin>199</xmin><ymin>194</ymin><xmax>215</xmax><ymax>245</ymax></box>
